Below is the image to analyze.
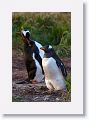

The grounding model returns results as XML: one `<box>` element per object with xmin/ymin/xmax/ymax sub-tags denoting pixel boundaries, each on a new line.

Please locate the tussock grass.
<box><xmin>12</xmin><ymin>12</ymin><xmax>71</xmax><ymax>57</ymax></box>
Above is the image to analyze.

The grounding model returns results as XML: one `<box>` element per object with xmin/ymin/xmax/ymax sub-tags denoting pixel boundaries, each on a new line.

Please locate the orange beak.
<box><xmin>40</xmin><ymin>47</ymin><xmax>46</xmax><ymax>51</ymax></box>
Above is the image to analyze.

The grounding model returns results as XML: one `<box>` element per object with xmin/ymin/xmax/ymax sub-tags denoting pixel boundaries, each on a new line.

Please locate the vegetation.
<box><xmin>12</xmin><ymin>12</ymin><xmax>71</xmax><ymax>57</ymax></box>
<box><xmin>65</xmin><ymin>73</ymin><xmax>71</xmax><ymax>93</ymax></box>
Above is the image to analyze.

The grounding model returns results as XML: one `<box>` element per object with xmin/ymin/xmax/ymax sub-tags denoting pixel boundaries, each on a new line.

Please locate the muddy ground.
<box><xmin>12</xmin><ymin>49</ymin><xmax>71</xmax><ymax>102</ymax></box>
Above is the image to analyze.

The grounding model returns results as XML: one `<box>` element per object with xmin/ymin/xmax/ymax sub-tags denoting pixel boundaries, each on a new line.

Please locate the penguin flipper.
<box><xmin>56</xmin><ymin>59</ymin><xmax>67</xmax><ymax>77</ymax></box>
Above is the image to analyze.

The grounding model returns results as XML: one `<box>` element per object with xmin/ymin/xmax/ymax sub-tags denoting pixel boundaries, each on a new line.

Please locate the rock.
<box><xmin>44</xmin><ymin>95</ymin><xmax>50</xmax><ymax>101</ymax></box>
<box><xmin>56</xmin><ymin>98</ymin><xmax>59</xmax><ymax>101</ymax></box>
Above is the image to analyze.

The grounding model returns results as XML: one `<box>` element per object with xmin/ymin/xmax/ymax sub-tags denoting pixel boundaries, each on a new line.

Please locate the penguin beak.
<box><xmin>40</xmin><ymin>47</ymin><xmax>46</xmax><ymax>51</ymax></box>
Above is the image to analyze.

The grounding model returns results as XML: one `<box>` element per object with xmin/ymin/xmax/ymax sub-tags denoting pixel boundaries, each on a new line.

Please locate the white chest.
<box><xmin>42</xmin><ymin>57</ymin><xmax>66</xmax><ymax>90</ymax></box>
<box><xmin>42</xmin><ymin>57</ymin><xmax>60</xmax><ymax>78</ymax></box>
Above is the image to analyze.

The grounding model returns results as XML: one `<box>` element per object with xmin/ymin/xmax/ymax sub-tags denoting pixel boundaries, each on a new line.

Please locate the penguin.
<box><xmin>17</xmin><ymin>29</ymin><xmax>44</xmax><ymax>84</ymax></box>
<box><xmin>40</xmin><ymin>45</ymin><xmax>67</xmax><ymax>91</ymax></box>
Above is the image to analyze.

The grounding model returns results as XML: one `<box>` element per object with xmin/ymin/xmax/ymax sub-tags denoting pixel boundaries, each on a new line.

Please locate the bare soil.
<box><xmin>12</xmin><ymin>49</ymin><xmax>71</xmax><ymax>102</ymax></box>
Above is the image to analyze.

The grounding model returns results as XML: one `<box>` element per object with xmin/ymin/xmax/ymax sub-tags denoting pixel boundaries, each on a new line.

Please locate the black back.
<box><xmin>53</xmin><ymin>52</ymin><xmax>67</xmax><ymax>77</ymax></box>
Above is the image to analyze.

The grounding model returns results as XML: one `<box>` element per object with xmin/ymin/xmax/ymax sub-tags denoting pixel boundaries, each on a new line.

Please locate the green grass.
<box><xmin>65</xmin><ymin>73</ymin><xmax>71</xmax><ymax>93</ymax></box>
<box><xmin>12</xmin><ymin>12</ymin><xmax>71</xmax><ymax>57</ymax></box>
<box><xmin>12</xmin><ymin>96</ymin><xmax>23</xmax><ymax>102</ymax></box>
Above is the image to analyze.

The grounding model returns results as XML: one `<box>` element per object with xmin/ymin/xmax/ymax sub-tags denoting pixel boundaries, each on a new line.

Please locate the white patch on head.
<box><xmin>21</xmin><ymin>30</ymin><xmax>30</xmax><ymax>37</ymax></box>
<box><xmin>48</xmin><ymin>45</ymin><xmax>52</xmax><ymax>49</ymax></box>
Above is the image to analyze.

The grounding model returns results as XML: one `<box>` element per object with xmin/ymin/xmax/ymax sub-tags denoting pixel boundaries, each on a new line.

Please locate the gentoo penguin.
<box><xmin>40</xmin><ymin>45</ymin><xmax>67</xmax><ymax>90</ymax></box>
<box><xmin>18</xmin><ymin>29</ymin><xmax>44</xmax><ymax>84</ymax></box>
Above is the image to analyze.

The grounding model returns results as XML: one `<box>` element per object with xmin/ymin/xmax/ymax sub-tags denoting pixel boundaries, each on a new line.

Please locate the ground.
<box><xmin>12</xmin><ymin>49</ymin><xmax>71</xmax><ymax>102</ymax></box>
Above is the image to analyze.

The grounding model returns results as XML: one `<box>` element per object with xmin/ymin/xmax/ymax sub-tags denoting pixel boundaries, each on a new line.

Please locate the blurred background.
<box><xmin>12</xmin><ymin>12</ymin><xmax>71</xmax><ymax>57</ymax></box>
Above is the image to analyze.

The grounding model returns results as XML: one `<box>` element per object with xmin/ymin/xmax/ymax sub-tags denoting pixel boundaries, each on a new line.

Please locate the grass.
<box><xmin>12</xmin><ymin>12</ymin><xmax>71</xmax><ymax>57</ymax></box>
<box><xmin>65</xmin><ymin>73</ymin><xmax>71</xmax><ymax>93</ymax></box>
<box><xmin>12</xmin><ymin>96</ymin><xmax>23</xmax><ymax>102</ymax></box>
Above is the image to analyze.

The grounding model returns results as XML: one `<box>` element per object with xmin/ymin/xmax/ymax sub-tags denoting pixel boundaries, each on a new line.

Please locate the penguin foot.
<box><xmin>47</xmin><ymin>90</ymin><xmax>54</xmax><ymax>94</ymax></box>
<box><xmin>16</xmin><ymin>78</ymin><xmax>30</xmax><ymax>84</ymax></box>
<box><xmin>16</xmin><ymin>80</ymin><xmax>29</xmax><ymax>84</ymax></box>
<box><xmin>31</xmin><ymin>80</ymin><xmax>38</xmax><ymax>84</ymax></box>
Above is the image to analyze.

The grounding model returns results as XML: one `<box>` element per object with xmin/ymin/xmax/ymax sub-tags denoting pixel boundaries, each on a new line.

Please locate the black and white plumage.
<box><xmin>40</xmin><ymin>45</ymin><xmax>67</xmax><ymax>90</ymax></box>
<box><xmin>21</xmin><ymin>29</ymin><xmax>44</xmax><ymax>83</ymax></box>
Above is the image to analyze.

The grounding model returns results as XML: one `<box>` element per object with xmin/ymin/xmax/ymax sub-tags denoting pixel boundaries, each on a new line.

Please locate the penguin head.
<box><xmin>40</xmin><ymin>45</ymin><xmax>54</xmax><ymax>58</ymax></box>
<box><xmin>21</xmin><ymin>29</ymin><xmax>32</xmax><ymax>45</ymax></box>
<box><xmin>40</xmin><ymin>45</ymin><xmax>53</xmax><ymax>53</ymax></box>
<box><xmin>21</xmin><ymin>29</ymin><xmax>31</xmax><ymax>38</ymax></box>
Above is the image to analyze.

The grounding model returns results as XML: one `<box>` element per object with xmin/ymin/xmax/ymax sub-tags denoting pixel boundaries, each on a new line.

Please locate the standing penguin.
<box><xmin>40</xmin><ymin>45</ymin><xmax>67</xmax><ymax>91</ymax></box>
<box><xmin>17</xmin><ymin>29</ymin><xmax>44</xmax><ymax>84</ymax></box>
